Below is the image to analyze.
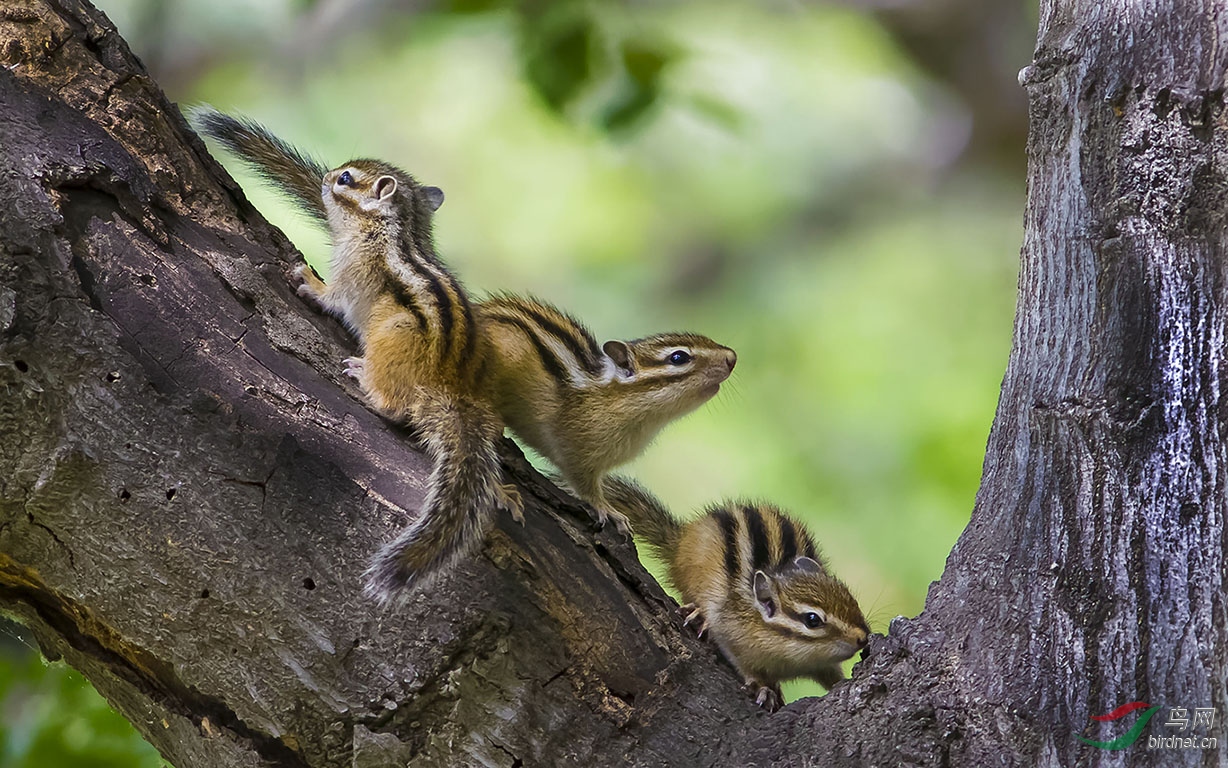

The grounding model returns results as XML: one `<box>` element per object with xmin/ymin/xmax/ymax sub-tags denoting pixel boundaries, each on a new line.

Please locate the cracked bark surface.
<box><xmin>1</xmin><ymin>1</ymin><xmax>1225</xmax><ymax>767</ymax></box>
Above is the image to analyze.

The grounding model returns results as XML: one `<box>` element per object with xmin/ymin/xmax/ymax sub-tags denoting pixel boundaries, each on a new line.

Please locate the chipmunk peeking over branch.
<box><xmin>603</xmin><ymin>476</ymin><xmax>870</xmax><ymax>711</ymax></box>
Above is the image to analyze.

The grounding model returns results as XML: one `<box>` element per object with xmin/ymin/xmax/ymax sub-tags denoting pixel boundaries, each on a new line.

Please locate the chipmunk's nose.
<box><xmin>725</xmin><ymin>349</ymin><xmax>737</xmax><ymax>373</ymax></box>
<box><xmin>856</xmin><ymin>632</ymin><xmax>869</xmax><ymax>649</ymax></box>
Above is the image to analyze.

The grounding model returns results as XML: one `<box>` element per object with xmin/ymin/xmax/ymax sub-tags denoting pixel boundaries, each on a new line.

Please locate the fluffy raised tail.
<box><xmin>601</xmin><ymin>475</ymin><xmax>683</xmax><ymax>561</ymax></box>
<box><xmin>187</xmin><ymin>105</ymin><xmax>330</xmax><ymax>222</ymax></box>
<box><xmin>363</xmin><ymin>392</ymin><xmax>515</xmax><ymax>601</ymax></box>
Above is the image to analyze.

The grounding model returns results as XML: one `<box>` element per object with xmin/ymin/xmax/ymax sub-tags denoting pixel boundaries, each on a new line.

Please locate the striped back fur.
<box><xmin>479</xmin><ymin>294</ymin><xmax>604</xmax><ymax>385</ymax></box>
<box><xmin>324</xmin><ymin>160</ymin><xmax>481</xmax><ymax>380</ymax></box>
<box><xmin>605</xmin><ymin>475</ymin><xmax>826</xmax><ymax>584</ymax></box>
<box><xmin>709</xmin><ymin>501</ymin><xmax>821</xmax><ymax>579</ymax></box>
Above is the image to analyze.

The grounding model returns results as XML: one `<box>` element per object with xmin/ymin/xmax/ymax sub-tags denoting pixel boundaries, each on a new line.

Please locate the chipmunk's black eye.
<box><xmin>803</xmin><ymin>612</ymin><xmax>825</xmax><ymax>629</ymax></box>
<box><xmin>668</xmin><ymin>350</ymin><xmax>692</xmax><ymax>365</ymax></box>
<box><xmin>337</xmin><ymin>171</ymin><xmax>353</xmax><ymax>187</ymax></box>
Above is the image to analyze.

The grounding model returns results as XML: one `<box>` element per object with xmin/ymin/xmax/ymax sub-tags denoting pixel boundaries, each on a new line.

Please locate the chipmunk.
<box><xmin>478</xmin><ymin>295</ymin><xmax>736</xmax><ymax>531</ymax></box>
<box><xmin>603</xmin><ymin>476</ymin><xmax>870</xmax><ymax>711</ymax></box>
<box><xmin>193</xmin><ymin>108</ymin><xmax>521</xmax><ymax>599</ymax></box>
<box><xmin>189</xmin><ymin>108</ymin><xmax>738</xmax><ymax>532</ymax></box>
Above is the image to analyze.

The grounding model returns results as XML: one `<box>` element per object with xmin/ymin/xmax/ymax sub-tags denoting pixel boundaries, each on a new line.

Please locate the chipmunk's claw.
<box><xmin>679</xmin><ymin>603</ymin><xmax>709</xmax><ymax>638</ymax></box>
<box><xmin>500</xmin><ymin>484</ymin><xmax>525</xmax><ymax>526</ymax></box>
<box><xmin>293</xmin><ymin>263</ymin><xmax>326</xmax><ymax>302</ymax></box>
<box><xmin>746</xmin><ymin>682</ymin><xmax>783</xmax><ymax>712</ymax></box>
<box><xmin>342</xmin><ymin>356</ymin><xmax>366</xmax><ymax>379</ymax></box>
<box><xmin>594</xmin><ymin>506</ymin><xmax>632</xmax><ymax>536</ymax></box>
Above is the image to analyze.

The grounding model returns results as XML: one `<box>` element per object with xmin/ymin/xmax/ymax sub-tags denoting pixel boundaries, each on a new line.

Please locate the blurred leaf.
<box><xmin>622</xmin><ymin>37</ymin><xmax>671</xmax><ymax>85</ymax></box>
<box><xmin>520</xmin><ymin>5</ymin><xmax>601</xmax><ymax>111</ymax></box>
<box><xmin>601</xmin><ymin>86</ymin><xmax>654</xmax><ymax>132</ymax></box>
<box><xmin>681</xmin><ymin>92</ymin><xmax>746</xmax><ymax>133</ymax></box>
<box><xmin>601</xmin><ymin>37</ymin><xmax>674</xmax><ymax>132</ymax></box>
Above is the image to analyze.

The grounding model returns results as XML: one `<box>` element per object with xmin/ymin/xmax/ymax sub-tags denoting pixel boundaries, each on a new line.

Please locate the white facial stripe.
<box><xmin>795</xmin><ymin>605</ymin><xmax>828</xmax><ymax>623</ymax></box>
<box><xmin>593</xmin><ymin>356</ymin><xmax>620</xmax><ymax>386</ymax></box>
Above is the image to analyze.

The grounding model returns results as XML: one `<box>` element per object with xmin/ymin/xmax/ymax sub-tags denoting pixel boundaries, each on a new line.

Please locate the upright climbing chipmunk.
<box><xmin>190</xmin><ymin>108</ymin><xmax>737</xmax><ymax>532</ymax></box>
<box><xmin>194</xmin><ymin>108</ymin><xmax>521</xmax><ymax>599</ymax></box>
<box><xmin>603</xmin><ymin>476</ymin><xmax>870</xmax><ymax>711</ymax></box>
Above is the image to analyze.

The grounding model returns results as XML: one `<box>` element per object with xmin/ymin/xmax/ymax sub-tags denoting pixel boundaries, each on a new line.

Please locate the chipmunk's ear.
<box><xmin>793</xmin><ymin>556</ymin><xmax>823</xmax><ymax>574</ymax></box>
<box><xmin>374</xmin><ymin>175</ymin><xmax>398</xmax><ymax>200</ymax></box>
<box><xmin>422</xmin><ymin>185</ymin><xmax>445</xmax><ymax>211</ymax></box>
<box><xmin>753</xmin><ymin>571</ymin><xmax>777</xmax><ymax>619</ymax></box>
<box><xmin>603</xmin><ymin>340</ymin><xmax>635</xmax><ymax>377</ymax></box>
<box><xmin>360</xmin><ymin>175</ymin><xmax>398</xmax><ymax>211</ymax></box>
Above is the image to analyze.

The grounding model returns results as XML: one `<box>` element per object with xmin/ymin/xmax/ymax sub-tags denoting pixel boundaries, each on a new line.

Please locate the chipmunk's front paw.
<box><xmin>342</xmin><ymin>356</ymin><xmax>366</xmax><ymax>380</ymax></box>
<box><xmin>745</xmin><ymin>681</ymin><xmax>783</xmax><ymax>712</ymax></box>
<box><xmin>678</xmin><ymin>602</ymin><xmax>709</xmax><ymax>638</ymax></box>
<box><xmin>293</xmin><ymin>263</ymin><xmax>327</xmax><ymax>302</ymax></box>
<box><xmin>594</xmin><ymin>505</ymin><xmax>632</xmax><ymax>536</ymax></box>
<box><xmin>500</xmin><ymin>483</ymin><xmax>525</xmax><ymax>525</ymax></box>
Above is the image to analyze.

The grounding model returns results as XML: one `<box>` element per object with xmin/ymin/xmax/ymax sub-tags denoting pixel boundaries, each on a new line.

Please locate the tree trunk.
<box><xmin>0</xmin><ymin>1</ymin><xmax>1223</xmax><ymax>767</ymax></box>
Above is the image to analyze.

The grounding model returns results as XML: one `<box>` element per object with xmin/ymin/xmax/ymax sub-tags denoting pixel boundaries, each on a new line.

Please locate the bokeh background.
<box><xmin>1</xmin><ymin>0</ymin><xmax>1036</xmax><ymax>764</ymax></box>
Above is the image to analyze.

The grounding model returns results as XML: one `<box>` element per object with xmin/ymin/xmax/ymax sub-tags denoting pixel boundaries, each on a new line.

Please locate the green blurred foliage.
<box><xmin>2</xmin><ymin>0</ymin><xmax>1026</xmax><ymax>760</ymax></box>
<box><xmin>0</xmin><ymin>623</ymin><xmax>166</xmax><ymax>768</ymax></box>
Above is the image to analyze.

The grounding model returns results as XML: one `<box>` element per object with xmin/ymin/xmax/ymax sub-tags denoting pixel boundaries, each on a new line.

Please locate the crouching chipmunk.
<box><xmin>603</xmin><ymin>475</ymin><xmax>870</xmax><ymax>711</ymax></box>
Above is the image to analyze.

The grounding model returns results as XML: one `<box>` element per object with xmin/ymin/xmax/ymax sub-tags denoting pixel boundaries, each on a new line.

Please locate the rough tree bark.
<box><xmin>0</xmin><ymin>1</ymin><xmax>1224</xmax><ymax>767</ymax></box>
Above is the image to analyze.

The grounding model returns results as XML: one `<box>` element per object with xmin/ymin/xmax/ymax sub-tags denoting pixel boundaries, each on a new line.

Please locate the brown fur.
<box><xmin>317</xmin><ymin>160</ymin><xmax>517</xmax><ymax>600</ymax></box>
<box><xmin>193</xmin><ymin>115</ymin><xmax>735</xmax><ymax>531</ymax></box>
<box><xmin>479</xmin><ymin>296</ymin><xmax>736</xmax><ymax>529</ymax></box>
<box><xmin>604</xmin><ymin>477</ymin><xmax>869</xmax><ymax>709</ymax></box>
<box><xmin>363</xmin><ymin>391</ymin><xmax>512</xmax><ymax>593</ymax></box>
<box><xmin>194</xmin><ymin>110</ymin><xmax>518</xmax><ymax>598</ymax></box>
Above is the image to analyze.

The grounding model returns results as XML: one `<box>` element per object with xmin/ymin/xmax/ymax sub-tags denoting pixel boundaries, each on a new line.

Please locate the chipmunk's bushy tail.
<box><xmin>188</xmin><ymin>105</ymin><xmax>330</xmax><ymax>223</ymax></box>
<box><xmin>602</xmin><ymin>475</ymin><xmax>682</xmax><ymax>560</ymax></box>
<box><xmin>363</xmin><ymin>392</ymin><xmax>508</xmax><ymax>600</ymax></box>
